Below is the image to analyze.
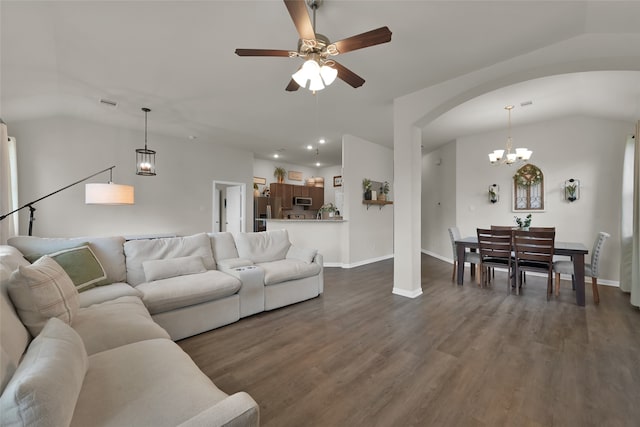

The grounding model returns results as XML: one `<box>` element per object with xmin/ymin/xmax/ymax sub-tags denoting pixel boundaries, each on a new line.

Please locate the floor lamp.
<box><xmin>0</xmin><ymin>165</ymin><xmax>134</xmax><ymax>236</ymax></box>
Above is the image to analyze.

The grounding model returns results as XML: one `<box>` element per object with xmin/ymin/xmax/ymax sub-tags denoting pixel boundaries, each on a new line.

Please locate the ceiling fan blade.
<box><xmin>285</xmin><ymin>79</ymin><xmax>300</xmax><ymax>91</ymax></box>
<box><xmin>235</xmin><ymin>49</ymin><xmax>293</xmax><ymax>57</ymax></box>
<box><xmin>332</xmin><ymin>61</ymin><xmax>365</xmax><ymax>88</ymax></box>
<box><xmin>331</xmin><ymin>26</ymin><xmax>392</xmax><ymax>55</ymax></box>
<box><xmin>284</xmin><ymin>0</ymin><xmax>315</xmax><ymax>41</ymax></box>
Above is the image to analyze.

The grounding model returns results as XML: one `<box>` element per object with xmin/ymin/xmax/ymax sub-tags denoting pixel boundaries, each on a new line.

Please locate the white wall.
<box><xmin>422</xmin><ymin>115</ymin><xmax>632</xmax><ymax>283</ymax></box>
<box><xmin>421</xmin><ymin>142</ymin><xmax>457</xmax><ymax>260</ymax></box>
<box><xmin>10</xmin><ymin>116</ymin><xmax>254</xmax><ymax>237</ymax></box>
<box><xmin>342</xmin><ymin>134</ymin><xmax>394</xmax><ymax>266</ymax></box>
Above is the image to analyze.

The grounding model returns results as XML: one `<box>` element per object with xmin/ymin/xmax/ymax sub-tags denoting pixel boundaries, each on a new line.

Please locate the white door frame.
<box><xmin>212</xmin><ymin>180</ymin><xmax>247</xmax><ymax>233</ymax></box>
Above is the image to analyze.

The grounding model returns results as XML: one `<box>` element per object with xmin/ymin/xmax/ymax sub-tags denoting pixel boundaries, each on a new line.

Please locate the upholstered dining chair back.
<box><xmin>448</xmin><ymin>227</ymin><xmax>480</xmax><ymax>283</ymax></box>
<box><xmin>589</xmin><ymin>231</ymin><xmax>610</xmax><ymax>278</ymax></box>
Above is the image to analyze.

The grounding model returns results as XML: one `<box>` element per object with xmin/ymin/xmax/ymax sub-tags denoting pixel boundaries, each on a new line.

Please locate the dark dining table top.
<box><xmin>455</xmin><ymin>236</ymin><xmax>588</xmax><ymax>255</ymax></box>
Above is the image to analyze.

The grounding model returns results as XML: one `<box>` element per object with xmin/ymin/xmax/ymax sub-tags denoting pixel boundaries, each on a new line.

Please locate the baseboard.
<box><xmin>392</xmin><ymin>287</ymin><xmax>423</xmax><ymax>298</ymax></box>
<box><xmin>421</xmin><ymin>249</ymin><xmax>452</xmax><ymax>264</ymax></box>
<box><xmin>324</xmin><ymin>254</ymin><xmax>394</xmax><ymax>269</ymax></box>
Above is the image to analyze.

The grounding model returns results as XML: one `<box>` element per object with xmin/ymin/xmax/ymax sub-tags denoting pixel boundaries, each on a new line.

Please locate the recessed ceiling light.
<box><xmin>274</xmin><ymin>154</ymin><xmax>279</xmax><ymax>158</ymax></box>
<box><xmin>316</xmin><ymin>162</ymin><xmax>321</xmax><ymax>167</ymax></box>
<box><xmin>319</xmin><ymin>138</ymin><xmax>326</xmax><ymax>144</ymax></box>
<box><xmin>307</xmin><ymin>145</ymin><xmax>313</xmax><ymax>150</ymax></box>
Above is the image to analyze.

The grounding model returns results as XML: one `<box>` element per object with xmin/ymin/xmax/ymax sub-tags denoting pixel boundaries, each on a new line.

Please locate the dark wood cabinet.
<box><xmin>293</xmin><ymin>185</ymin><xmax>310</xmax><ymax>197</ymax></box>
<box><xmin>270</xmin><ymin>183</ymin><xmax>293</xmax><ymax>209</ymax></box>
<box><xmin>309</xmin><ymin>187</ymin><xmax>324</xmax><ymax>210</ymax></box>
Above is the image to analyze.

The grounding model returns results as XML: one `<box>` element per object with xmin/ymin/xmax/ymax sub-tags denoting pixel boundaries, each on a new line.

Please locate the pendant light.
<box><xmin>136</xmin><ymin>107</ymin><xmax>156</xmax><ymax>176</ymax></box>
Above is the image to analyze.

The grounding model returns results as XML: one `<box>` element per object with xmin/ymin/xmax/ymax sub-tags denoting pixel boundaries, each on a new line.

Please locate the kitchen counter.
<box><xmin>266</xmin><ymin>218</ymin><xmax>346</xmax><ymax>266</ymax></box>
<box><xmin>267</xmin><ymin>218</ymin><xmax>346</xmax><ymax>222</ymax></box>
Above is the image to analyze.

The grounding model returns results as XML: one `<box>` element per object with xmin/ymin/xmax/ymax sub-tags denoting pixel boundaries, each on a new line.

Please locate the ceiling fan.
<box><xmin>235</xmin><ymin>0</ymin><xmax>392</xmax><ymax>92</ymax></box>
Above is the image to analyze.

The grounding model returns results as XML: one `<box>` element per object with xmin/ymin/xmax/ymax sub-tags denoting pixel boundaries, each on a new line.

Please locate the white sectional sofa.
<box><xmin>0</xmin><ymin>230</ymin><xmax>323</xmax><ymax>427</ymax></box>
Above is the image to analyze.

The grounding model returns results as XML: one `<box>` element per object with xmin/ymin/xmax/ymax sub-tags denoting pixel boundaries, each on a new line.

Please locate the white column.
<box><xmin>392</xmin><ymin>117</ymin><xmax>423</xmax><ymax>298</ymax></box>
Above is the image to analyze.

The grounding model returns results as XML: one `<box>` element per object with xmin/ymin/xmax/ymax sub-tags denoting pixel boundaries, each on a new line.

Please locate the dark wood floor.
<box><xmin>179</xmin><ymin>255</ymin><xmax>640</xmax><ymax>427</ymax></box>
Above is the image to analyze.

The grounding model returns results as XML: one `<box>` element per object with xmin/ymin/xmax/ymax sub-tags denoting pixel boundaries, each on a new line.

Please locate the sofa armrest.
<box><xmin>177</xmin><ymin>392</ymin><xmax>259</xmax><ymax>427</ymax></box>
<box><xmin>313</xmin><ymin>252</ymin><xmax>324</xmax><ymax>294</ymax></box>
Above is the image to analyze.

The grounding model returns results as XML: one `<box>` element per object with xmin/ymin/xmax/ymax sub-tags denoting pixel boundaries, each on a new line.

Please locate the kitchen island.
<box><xmin>266</xmin><ymin>219</ymin><xmax>346</xmax><ymax>267</ymax></box>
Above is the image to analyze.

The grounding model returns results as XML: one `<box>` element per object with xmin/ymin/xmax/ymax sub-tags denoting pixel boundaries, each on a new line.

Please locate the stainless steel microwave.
<box><xmin>294</xmin><ymin>197</ymin><xmax>313</xmax><ymax>206</ymax></box>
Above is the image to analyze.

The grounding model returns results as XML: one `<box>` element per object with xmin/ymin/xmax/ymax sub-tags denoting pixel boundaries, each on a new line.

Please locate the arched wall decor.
<box><xmin>513</xmin><ymin>164</ymin><xmax>545</xmax><ymax>211</ymax></box>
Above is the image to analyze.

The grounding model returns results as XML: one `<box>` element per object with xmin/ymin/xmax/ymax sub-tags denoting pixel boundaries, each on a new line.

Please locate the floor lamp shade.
<box><xmin>85</xmin><ymin>183</ymin><xmax>134</xmax><ymax>205</ymax></box>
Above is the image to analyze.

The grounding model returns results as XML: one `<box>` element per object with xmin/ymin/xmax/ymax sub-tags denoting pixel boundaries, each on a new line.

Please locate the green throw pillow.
<box><xmin>27</xmin><ymin>245</ymin><xmax>107</xmax><ymax>292</ymax></box>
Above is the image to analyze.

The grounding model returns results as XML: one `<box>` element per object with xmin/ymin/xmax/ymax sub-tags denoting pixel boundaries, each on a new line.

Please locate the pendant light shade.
<box><xmin>136</xmin><ymin>107</ymin><xmax>156</xmax><ymax>176</ymax></box>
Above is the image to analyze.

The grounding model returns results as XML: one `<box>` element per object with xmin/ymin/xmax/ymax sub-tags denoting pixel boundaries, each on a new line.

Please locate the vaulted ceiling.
<box><xmin>2</xmin><ymin>1</ymin><xmax>640</xmax><ymax>168</ymax></box>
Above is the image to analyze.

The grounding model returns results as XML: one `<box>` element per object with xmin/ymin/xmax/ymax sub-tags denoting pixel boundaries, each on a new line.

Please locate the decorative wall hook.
<box><xmin>564</xmin><ymin>178</ymin><xmax>580</xmax><ymax>202</ymax></box>
<box><xmin>488</xmin><ymin>184</ymin><xmax>499</xmax><ymax>204</ymax></box>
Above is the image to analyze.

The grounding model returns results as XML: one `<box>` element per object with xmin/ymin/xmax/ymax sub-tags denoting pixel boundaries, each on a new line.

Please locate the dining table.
<box><xmin>455</xmin><ymin>236</ymin><xmax>589</xmax><ymax>306</ymax></box>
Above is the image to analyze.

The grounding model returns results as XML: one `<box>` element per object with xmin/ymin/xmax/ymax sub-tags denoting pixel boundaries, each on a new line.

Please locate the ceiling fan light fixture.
<box><xmin>320</xmin><ymin>65</ymin><xmax>337</xmax><ymax>86</ymax></box>
<box><xmin>308</xmin><ymin>74</ymin><xmax>325</xmax><ymax>91</ymax></box>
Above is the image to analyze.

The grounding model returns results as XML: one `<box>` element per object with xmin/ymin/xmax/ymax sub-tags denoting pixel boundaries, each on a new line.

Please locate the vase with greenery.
<box><xmin>514</xmin><ymin>213</ymin><xmax>532</xmax><ymax>230</ymax></box>
<box><xmin>566</xmin><ymin>181</ymin><xmax>578</xmax><ymax>202</ymax></box>
<box><xmin>488</xmin><ymin>187</ymin><xmax>498</xmax><ymax>203</ymax></box>
<box><xmin>253</xmin><ymin>183</ymin><xmax>260</xmax><ymax>197</ymax></box>
<box><xmin>274</xmin><ymin>167</ymin><xmax>286</xmax><ymax>183</ymax></box>
<box><xmin>318</xmin><ymin>202</ymin><xmax>337</xmax><ymax>219</ymax></box>
<box><xmin>378</xmin><ymin>181</ymin><xmax>390</xmax><ymax>201</ymax></box>
<box><xmin>362</xmin><ymin>178</ymin><xmax>372</xmax><ymax>200</ymax></box>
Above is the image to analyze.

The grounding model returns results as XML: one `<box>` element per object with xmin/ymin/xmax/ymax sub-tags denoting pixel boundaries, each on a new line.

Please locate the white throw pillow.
<box><xmin>142</xmin><ymin>255</ymin><xmax>207</xmax><ymax>282</ymax></box>
<box><xmin>7</xmin><ymin>256</ymin><xmax>79</xmax><ymax>336</ymax></box>
<box><xmin>286</xmin><ymin>245</ymin><xmax>318</xmax><ymax>264</ymax></box>
<box><xmin>0</xmin><ymin>317</ymin><xmax>88</xmax><ymax>427</ymax></box>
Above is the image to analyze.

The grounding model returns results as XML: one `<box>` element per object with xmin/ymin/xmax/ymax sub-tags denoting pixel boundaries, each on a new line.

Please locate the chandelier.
<box><xmin>488</xmin><ymin>105</ymin><xmax>532</xmax><ymax>165</ymax></box>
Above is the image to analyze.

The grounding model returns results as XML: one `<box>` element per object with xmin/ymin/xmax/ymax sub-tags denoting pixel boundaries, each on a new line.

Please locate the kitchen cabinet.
<box><xmin>293</xmin><ymin>185</ymin><xmax>310</xmax><ymax>197</ymax></box>
<box><xmin>270</xmin><ymin>183</ymin><xmax>293</xmax><ymax>209</ymax></box>
<box><xmin>309</xmin><ymin>187</ymin><xmax>324</xmax><ymax>210</ymax></box>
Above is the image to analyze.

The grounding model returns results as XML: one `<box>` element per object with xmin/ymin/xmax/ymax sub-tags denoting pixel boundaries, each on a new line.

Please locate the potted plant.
<box><xmin>253</xmin><ymin>183</ymin><xmax>260</xmax><ymax>197</ymax></box>
<box><xmin>362</xmin><ymin>178</ymin><xmax>372</xmax><ymax>200</ymax></box>
<box><xmin>318</xmin><ymin>202</ymin><xmax>337</xmax><ymax>220</ymax></box>
<box><xmin>273</xmin><ymin>166</ymin><xmax>286</xmax><ymax>183</ymax></box>
<box><xmin>378</xmin><ymin>181</ymin><xmax>390</xmax><ymax>201</ymax></box>
<box><xmin>514</xmin><ymin>213</ymin><xmax>532</xmax><ymax>230</ymax></box>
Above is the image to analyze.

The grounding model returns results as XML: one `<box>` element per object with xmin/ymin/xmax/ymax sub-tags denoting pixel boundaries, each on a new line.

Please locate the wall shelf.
<box><xmin>363</xmin><ymin>200</ymin><xmax>393</xmax><ymax>210</ymax></box>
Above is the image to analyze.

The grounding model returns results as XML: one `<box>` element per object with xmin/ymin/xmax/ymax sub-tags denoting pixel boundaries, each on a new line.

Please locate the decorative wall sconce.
<box><xmin>564</xmin><ymin>178</ymin><xmax>580</xmax><ymax>202</ymax></box>
<box><xmin>488</xmin><ymin>184</ymin><xmax>499</xmax><ymax>204</ymax></box>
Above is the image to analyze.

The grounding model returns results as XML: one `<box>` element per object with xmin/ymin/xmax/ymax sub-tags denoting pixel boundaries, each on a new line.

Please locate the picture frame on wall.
<box><xmin>288</xmin><ymin>171</ymin><xmax>303</xmax><ymax>181</ymax></box>
<box><xmin>333</xmin><ymin>176</ymin><xmax>342</xmax><ymax>187</ymax></box>
<box><xmin>253</xmin><ymin>177</ymin><xmax>266</xmax><ymax>185</ymax></box>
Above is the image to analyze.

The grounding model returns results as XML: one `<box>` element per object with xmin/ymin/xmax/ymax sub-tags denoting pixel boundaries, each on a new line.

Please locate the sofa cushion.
<box><xmin>234</xmin><ymin>229</ymin><xmax>291</xmax><ymax>263</ymax></box>
<box><xmin>7</xmin><ymin>256</ymin><xmax>79</xmax><ymax>336</ymax></box>
<box><xmin>259</xmin><ymin>259</ymin><xmax>322</xmax><ymax>286</ymax></box>
<box><xmin>73</xmin><ymin>296</ymin><xmax>170</xmax><ymax>355</ymax></box>
<box><xmin>208</xmin><ymin>232</ymin><xmax>239</xmax><ymax>262</ymax></box>
<box><xmin>136</xmin><ymin>270</ymin><xmax>241</xmax><ymax>314</ymax></box>
<box><xmin>8</xmin><ymin>236</ymin><xmax>127</xmax><ymax>285</ymax></box>
<box><xmin>1</xmin><ymin>267</ymin><xmax>31</xmax><ymax>394</ymax></box>
<box><xmin>286</xmin><ymin>245</ymin><xmax>318</xmax><ymax>264</ymax></box>
<box><xmin>124</xmin><ymin>233</ymin><xmax>216</xmax><ymax>286</ymax></box>
<box><xmin>0</xmin><ymin>245</ymin><xmax>30</xmax><ymax>272</ymax></box>
<box><xmin>0</xmin><ymin>317</ymin><xmax>87</xmax><ymax>427</ymax></box>
<box><xmin>71</xmin><ymin>339</ymin><xmax>228</xmax><ymax>427</ymax></box>
<box><xmin>37</xmin><ymin>244</ymin><xmax>107</xmax><ymax>292</ymax></box>
<box><xmin>78</xmin><ymin>282</ymin><xmax>142</xmax><ymax>308</ymax></box>
<box><xmin>143</xmin><ymin>255</ymin><xmax>207</xmax><ymax>282</ymax></box>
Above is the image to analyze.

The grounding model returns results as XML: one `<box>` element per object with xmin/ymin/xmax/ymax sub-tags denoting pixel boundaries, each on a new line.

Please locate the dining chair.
<box><xmin>553</xmin><ymin>231</ymin><xmax>610</xmax><ymax>304</ymax></box>
<box><xmin>476</xmin><ymin>228</ymin><xmax>514</xmax><ymax>291</ymax></box>
<box><xmin>513</xmin><ymin>230</ymin><xmax>556</xmax><ymax>300</ymax></box>
<box><xmin>448</xmin><ymin>227</ymin><xmax>480</xmax><ymax>284</ymax></box>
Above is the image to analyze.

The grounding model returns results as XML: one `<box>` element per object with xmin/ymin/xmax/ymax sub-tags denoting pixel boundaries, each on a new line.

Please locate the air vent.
<box><xmin>99</xmin><ymin>98</ymin><xmax>118</xmax><ymax>108</ymax></box>
<box><xmin>520</xmin><ymin>100</ymin><xmax>533</xmax><ymax>107</ymax></box>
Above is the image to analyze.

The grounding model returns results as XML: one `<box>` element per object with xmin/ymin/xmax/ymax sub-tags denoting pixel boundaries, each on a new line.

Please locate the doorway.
<box><xmin>212</xmin><ymin>181</ymin><xmax>246</xmax><ymax>233</ymax></box>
